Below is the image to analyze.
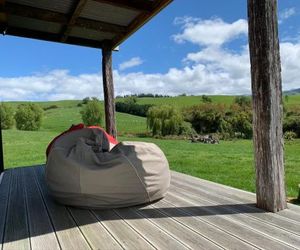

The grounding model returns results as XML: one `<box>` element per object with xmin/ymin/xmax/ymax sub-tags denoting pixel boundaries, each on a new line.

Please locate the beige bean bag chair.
<box><xmin>45</xmin><ymin>128</ymin><xmax>170</xmax><ymax>209</ymax></box>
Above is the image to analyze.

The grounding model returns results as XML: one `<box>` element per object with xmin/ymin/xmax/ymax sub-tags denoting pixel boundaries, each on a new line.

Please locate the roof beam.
<box><xmin>6</xmin><ymin>26</ymin><xmax>103</xmax><ymax>48</ymax></box>
<box><xmin>61</xmin><ymin>0</ymin><xmax>88</xmax><ymax>42</ymax></box>
<box><xmin>3</xmin><ymin>2</ymin><xmax>126</xmax><ymax>34</ymax></box>
<box><xmin>92</xmin><ymin>0</ymin><xmax>153</xmax><ymax>12</ymax></box>
<box><xmin>112</xmin><ymin>0</ymin><xmax>172</xmax><ymax>48</ymax></box>
<box><xmin>0</xmin><ymin>0</ymin><xmax>7</xmax><ymax>34</ymax></box>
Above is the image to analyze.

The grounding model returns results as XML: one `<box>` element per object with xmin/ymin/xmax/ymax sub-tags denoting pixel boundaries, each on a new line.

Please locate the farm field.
<box><xmin>2</xmin><ymin>97</ymin><xmax>300</xmax><ymax>200</ymax></box>
<box><xmin>117</xmin><ymin>94</ymin><xmax>300</xmax><ymax>108</ymax></box>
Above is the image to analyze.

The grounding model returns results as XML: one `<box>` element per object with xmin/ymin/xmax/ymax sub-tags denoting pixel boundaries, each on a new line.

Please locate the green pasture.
<box><xmin>2</xmin><ymin>97</ymin><xmax>300</xmax><ymax>199</ymax></box>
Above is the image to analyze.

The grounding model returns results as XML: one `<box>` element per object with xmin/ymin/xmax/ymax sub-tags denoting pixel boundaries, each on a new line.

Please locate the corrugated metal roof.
<box><xmin>8</xmin><ymin>15</ymin><xmax>62</xmax><ymax>33</ymax></box>
<box><xmin>70</xmin><ymin>27</ymin><xmax>115</xmax><ymax>41</ymax></box>
<box><xmin>7</xmin><ymin>0</ymin><xmax>74</xmax><ymax>14</ymax></box>
<box><xmin>2</xmin><ymin>0</ymin><xmax>173</xmax><ymax>48</ymax></box>
<box><xmin>80</xmin><ymin>0</ymin><xmax>141</xmax><ymax>26</ymax></box>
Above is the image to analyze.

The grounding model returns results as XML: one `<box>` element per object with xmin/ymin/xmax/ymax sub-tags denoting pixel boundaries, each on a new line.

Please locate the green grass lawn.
<box><xmin>117</xmin><ymin>94</ymin><xmax>300</xmax><ymax>109</ymax></box>
<box><xmin>2</xmin><ymin>98</ymin><xmax>300</xmax><ymax>200</ymax></box>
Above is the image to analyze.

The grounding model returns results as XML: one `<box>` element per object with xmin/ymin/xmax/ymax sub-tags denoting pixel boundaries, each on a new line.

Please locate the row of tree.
<box><xmin>146</xmin><ymin>96</ymin><xmax>300</xmax><ymax>140</ymax></box>
<box><xmin>1</xmin><ymin>103</ymin><xmax>43</xmax><ymax>131</ymax></box>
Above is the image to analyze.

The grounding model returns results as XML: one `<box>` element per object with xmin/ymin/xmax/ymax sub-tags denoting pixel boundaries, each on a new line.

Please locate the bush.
<box><xmin>15</xmin><ymin>103</ymin><xmax>43</xmax><ymax>131</ymax></box>
<box><xmin>82</xmin><ymin>97</ymin><xmax>91</xmax><ymax>104</ymax></box>
<box><xmin>115</xmin><ymin>102</ymin><xmax>153</xmax><ymax>117</ymax></box>
<box><xmin>81</xmin><ymin>101</ymin><xmax>103</xmax><ymax>126</ymax></box>
<box><xmin>284</xmin><ymin>131</ymin><xmax>297</xmax><ymax>141</ymax></box>
<box><xmin>43</xmin><ymin>105</ymin><xmax>58</xmax><ymax>111</ymax></box>
<box><xmin>0</xmin><ymin>103</ymin><xmax>14</xmax><ymax>129</ymax></box>
<box><xmin>147</xmin><ymin>105</ymin><xmax>184</xmax><ymax>136</ymax></box>
<box><xmin>201</xmin><ymin>95</ymin><xmax>212</xmax><ymax>103</ymax></box>
<box><xmin>179</xmin><ymin>121</ymin><xmax>196</xmax><ymax>137</ymax></box>
<box><xmin>184</xmin><ymin>104</ymin><xmax>226</xmax><ymax>134</ymax></box>
<box><xmin>283</xmin><ymin>116</ymin><xmax>300</xmax><ymax>138</ymax></box>
<box><xmin>234</xmin><ymin>96</ymin><xmax>251</xmax><ymax>110</ymax></box>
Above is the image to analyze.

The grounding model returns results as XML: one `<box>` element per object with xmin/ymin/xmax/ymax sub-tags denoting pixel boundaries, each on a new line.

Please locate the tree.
<box><xmin>147</xmin><ymin>105</ymin><xmax>183</xmax><ymax>136</ymax></box>
<box><xmin>201</xmin><ymin>95</ymin><xmax>212</xmax><ymax>103</ymax></box>
<box><xmin>234</xmin><ymin>96</ymin><xmax>251</xmax><ymax>109</ymax></box>
<box><xmin>0</xmin><ymin>103</ymin><xmax>14</xmax><ymax>129</ymax></box>
<box><xmin>81</xmin><ymin>101</ymin><xmax>103</xmax><ymax>126</ymax></box>
<box><xmin>15</xmin><ymin>103</ymin><xmax>43</xmax><ymax>131</ymax></box>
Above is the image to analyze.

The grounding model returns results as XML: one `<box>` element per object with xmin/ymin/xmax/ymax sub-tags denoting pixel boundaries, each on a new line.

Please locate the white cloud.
<box><xmin>119</xmin><ymin>57</ymin><xmax>143</xmax><ymax>71</ymax></box>
<box><xmin>173</xmin><ymin>17</ymin><xmax>248</xmax><ymax>47</ymax></box>
<box><xmin>1</xmin><ymin>17</ymin><xmax>300</xmax><ymax>101</ymax></box>
<box><xmin>279</xmin><ymin>8</ymin><xmax>296</xmax><ymax>23</ymax></box>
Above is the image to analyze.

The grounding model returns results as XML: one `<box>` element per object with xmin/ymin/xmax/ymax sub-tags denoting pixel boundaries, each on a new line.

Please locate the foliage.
<box><xmin>15</xmin><ymin>103</ymin><xmax>43</xmax><ymax>131</ymax></box>
<box><xmin>283</xmin><ymin>116</ymin><xmax>300</xmax><ymax>138</ymax></box>
<box><xmin>179</xmin><ymin>121</ymin><xmax>196</xmax><ymax>137</ymax></box>
<box><xmin>0</xmin><ymin>103</ymin><xmax>14</xmax><ymax>129</ymax></box>
<box><xmin>115</xmin><ymin>101</ymin><xmax>153</xmax><ymax>117</ymax></box>
<box><xmin>82</xmin><ymin>97</ymin><xmax>91</xmax><ymax>104</ymax></box>
<box><xmin>284</xmin><ymin>131</ymin><xmax>297</xmax><ymax>141</ymax></box>
<box><xmin>234</xmin><ymin>96</ymin><xmax>251</xmax><ymax>109</ymax></box>
<box><xmin>201</xmin><ymin>95</ymin><xmax>212</xmax><ymax>103</ymax></box>
<box><xmin>184</xmin><ymin>104</ymin><xmax>226</xmax><ymax>134</ymax></box>
<box><xmin>91</xmin><ymin>97</ymin><xmax>100</xmax><ymax>102</ymax></box>
<box><xmin>43</xmin><ymin>105</ymin><xmax>58</xmax><ymax>111</ymax></box>
<box><xmin>81</xmin><ymin>100</ymin><xmax>103</xmax><ymax>126</ymax></box>
<box><xmin>147</xmin><ymin>105</ymin><xmax>184</xmax><ymax>136</ymax></box>
<box><xmin>124</xmin><ymin>96</ymin><xmax>137</xmax><ymax>105</ymax></box>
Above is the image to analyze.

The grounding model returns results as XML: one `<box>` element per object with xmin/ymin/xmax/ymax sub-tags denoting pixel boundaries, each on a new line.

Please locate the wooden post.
<box><xmin>248</xmin><ymin>0</ymin><xmax>287</xmax><ymax>212</ymax></box>
<box><xmin>102</xmin><ymin>44</ymin><xmax>117</xmax><ymax>138</ymax></box>
<box><xmin>0</xmin><ymin>116</ymin><xmax>4</xmax><ymax>174</ymax></box>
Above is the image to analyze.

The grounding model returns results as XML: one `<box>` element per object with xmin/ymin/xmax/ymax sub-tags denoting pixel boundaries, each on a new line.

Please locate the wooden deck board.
<box><xmin>3</xmin><ymin>169</ymin><xmax>30</xmax><ymax>250</ymax></box>
<box><xmin>171</xmin><ymin>178</ymin><xmax>300</xmax><ymax>234</ymax></box>
<box><xmin>0</xmin><ymin>171</ymin><xmax>11</xmax><ymax>250</ymax></box>
<box><xmin>23</xmin><ymin>168</ymin><xmax>60</xmax><ymax>250</ymax></box>
<box><xmin>0</xmin><ymin>165</ymin><xmax>299</xmax><ymax>250</ymax></box>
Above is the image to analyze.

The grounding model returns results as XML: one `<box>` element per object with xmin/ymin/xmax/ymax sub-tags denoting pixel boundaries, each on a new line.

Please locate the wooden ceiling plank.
<box><xmin>61</xmin><ymin>0</ymin><xmax>89</xmax><ymax>42</ymax></box>
<box><xmin>6</xmin><ymin>26</ymin><xmax>103</xmax><ymax>48</ymax></box>
<box><xmin>4</xmin><ymin>2</ymin><xmax>126</xmax><ymax>34</ymax></box>
<box><xmin>92</xmin><ymin>0</ymin><xmax>153</xmax><ymax>13</ymax></box>
<box><xmin>112</xmin><ymin>0</ymin><xmax>172</xmax><ymax>49</ymax></box>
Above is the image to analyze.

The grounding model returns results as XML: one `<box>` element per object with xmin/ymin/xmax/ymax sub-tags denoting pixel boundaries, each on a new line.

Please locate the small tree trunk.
<box><xmin>248</xmin><ymin>0</ymin><xmax>287</xmax><ymax>212</ymax></box>
<box><xmin>102</xmin><ymin>46</ymin><xmax>117</xmax><ymax>138</ymax></box>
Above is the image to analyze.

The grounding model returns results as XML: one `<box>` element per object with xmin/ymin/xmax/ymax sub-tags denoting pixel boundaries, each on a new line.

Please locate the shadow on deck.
<box><xmin>0</xmin><ymin>166</ymin><xmax>299</xmax><ymax>249</ymax></box>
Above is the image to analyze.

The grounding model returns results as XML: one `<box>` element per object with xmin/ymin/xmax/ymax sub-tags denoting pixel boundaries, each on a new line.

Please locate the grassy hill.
<box><xmin>117</xmin><ymin>94</ymin><xmax>300</xmax><ymax>108</ymax></box>
<box><xmin>2</xmin><ymin>97</ymin><xmax>300</xmax><ymax>199</ymax></box>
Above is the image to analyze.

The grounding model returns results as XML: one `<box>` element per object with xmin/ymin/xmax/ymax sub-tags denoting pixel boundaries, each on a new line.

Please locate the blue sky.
<box><xmin>1</xmin><ymin>0</ymin><xmax>300</xmax><ymax>101</ymax></box>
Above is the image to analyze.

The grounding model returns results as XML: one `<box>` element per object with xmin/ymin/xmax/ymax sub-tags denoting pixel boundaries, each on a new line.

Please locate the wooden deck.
<box><xmin>0</xmin><ymin>166</ymin><xmax>299</xmax><ymax>250</ymax></box>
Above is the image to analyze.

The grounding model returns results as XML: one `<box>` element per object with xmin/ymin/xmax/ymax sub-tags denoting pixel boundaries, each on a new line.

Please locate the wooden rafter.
<box><xmin>0</xmin><ymin>0</ymin><xmax>7</xmax><ymax>34</ymax></box>
<box><xmin>112</xmin><ymin>0</ymin><xmax>172</xmax><ymax>48</ymax></box>
<box><xmin>93</xmin><ymin>0</ymin><xmax>153</xmax><ymax>12</ymax></box>
<box><xmin>6</xmin><ymin>26</ymin><xmax>103</xmax><ymax>48</ymax></box>
<box><xmin>61</xmin><ymin>0</ymin><xmax>88</xmax><ymax>42</ymax></box>
<box><xmin>3</xmin><ymin>2</ymin><xmax>127</xmax><ymax>34</ymax></box>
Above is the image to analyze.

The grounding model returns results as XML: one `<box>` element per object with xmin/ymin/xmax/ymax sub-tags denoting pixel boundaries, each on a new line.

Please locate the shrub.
<box><xmin>15</xmin><ymin>103</ymin><xmax>43</xmax><ymax>131</ymax></box>
<box><xmin>82</xmin><ymin>97</ymin><xmax>91</xmax><ymax>104</ymax></box>
<box><xmin>147</xmin><ymin>105</ymin><xmax>184</xmax><ymax>136</ymax></box>
<box><xmin>43</xmin><ymin>105</ymin><xmax>58</xmax><ymax>111</ymax></box>
<box><xmin>184</xmin><ymin>104</ymin><xmax>226</xmax><ymax>134</ymax></box>
<box><xmin>179</xmin><ymin>121</ymin><xmax>196</xmax><ymax>137</ymax></box>
<box><xmin>284</xmin><ymin>131</ymin><xmax>297</xmax><ymax>141</ymax></box>
<box><xmin>81</xmin><ymin>101</ymin><xmax>103</xmax><ymax>126</ymax></box>
<box><xmin>283</xmin><ymin>116</ymin><xmax>300</xmax><ymax>138</ymax></box>
<box><xmin>0</xmin><ymin>103</ymin><xmax>14</xmax><ymax>129</ymax></box>
<box><xmin>124</xmin><ymin>96</ymin><xmax>137</xmax><ymax>105</ymax></box>
<box><xmin>115</xmin><ymin>102</ymin><xmax>153</xmax><ymax>117</ymax></box>
<box><xmin>201</xmin><ymin>95</ymin><xmax>212</xmax><ymax>103</ymax></box>
<box><xmin>234</xmin><ymin>96</ymin><xmax>251</xmax><ymax>110</ymax></box>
